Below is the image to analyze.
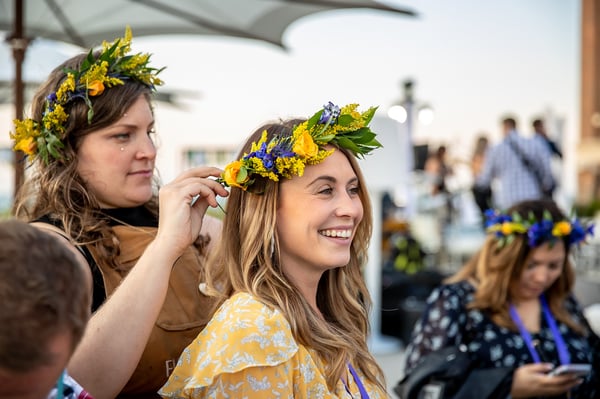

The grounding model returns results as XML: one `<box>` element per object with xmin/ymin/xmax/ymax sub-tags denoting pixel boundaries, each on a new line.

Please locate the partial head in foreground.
<box><xmin>0</xmin><ymin>220</ymin><xmax>91</xmax><ymax>398</ymax></box>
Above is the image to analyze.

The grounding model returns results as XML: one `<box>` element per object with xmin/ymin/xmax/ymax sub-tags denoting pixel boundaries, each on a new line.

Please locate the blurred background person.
<box><xmin>474</xmin><ymin>116</ymin><xmax>554</xmax><ymax>210</ymax></box>
<box><xmin>400</xmin><ymin>199</ymin><xmax>598</xmax><ymax>399</ymax></box>
<box><xmin>532</xmin><ymin>119</ymin><xmax>562</xmax><ymax>159</ymax></box>
<box><xmin>471</xmin><ymin>135</ymin><xmax>492</xmax><ymax>224</ymax></box>
<box><xmin>425</xmin><ymin>144</ymin><xmax>454</xmax><ymax>223</ymax></box>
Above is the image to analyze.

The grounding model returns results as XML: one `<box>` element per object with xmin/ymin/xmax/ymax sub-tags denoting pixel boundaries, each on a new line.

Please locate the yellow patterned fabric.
<box><xmin>159</xmin><ymin>292</ymin><xmax>387</xmax><ymax>399</ymax></box>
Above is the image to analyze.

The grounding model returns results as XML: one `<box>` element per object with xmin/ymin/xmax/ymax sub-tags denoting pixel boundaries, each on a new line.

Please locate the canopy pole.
<box><xmin>9</xmin><ymin>0</ymin><xmax>29</xmax><ymax>202</ymax></box>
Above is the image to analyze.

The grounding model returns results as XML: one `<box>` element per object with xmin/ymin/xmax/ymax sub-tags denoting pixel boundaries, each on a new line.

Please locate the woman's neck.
<box><xmin>283</xmin><ymin>268</ymin><xmax>323</xmax><ymax>316</ymax></box>
<box><xmin>512</xmin><ymin>298</ymin><xmax>542</xmax><ymax>332</ymax></box>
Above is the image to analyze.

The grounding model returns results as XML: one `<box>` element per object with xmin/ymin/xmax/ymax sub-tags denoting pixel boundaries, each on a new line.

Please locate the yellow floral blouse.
<box><xmin>159</xmin><ymin>292</ymin><xmax>388</xmax><ymax>399</ymax></box>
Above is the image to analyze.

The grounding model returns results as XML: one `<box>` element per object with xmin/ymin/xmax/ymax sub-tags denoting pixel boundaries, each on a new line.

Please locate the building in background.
<box><xmin>578</xmin><ymin>0</ymin><xmax>600</xmax><ymax>206</ymax></box>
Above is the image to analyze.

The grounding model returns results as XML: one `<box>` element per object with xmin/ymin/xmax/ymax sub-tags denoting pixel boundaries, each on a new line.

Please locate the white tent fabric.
<box><xmin>0</xmin><ymin>0</ymin><xmax>416</xmax><ymax>49</ymax></box>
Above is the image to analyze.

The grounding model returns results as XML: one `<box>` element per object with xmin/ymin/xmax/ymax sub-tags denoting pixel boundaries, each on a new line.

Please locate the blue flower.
<box><xmin>484</xmin><ymin>209</ymin><xmax>512</xmax><ymax>228</ymax></box>
<box><xmin>527</xmin><ymin>220</ymin><xmax>553</xmax><ymax>247</ymax></box>
<box><xmin>318</xmin><ymin>102</ymin><xmax>341</xmax><ymax>124</ymax></box>
<box><xmin>567</xmin><ymin>221</ymin><xmax>595</xmax><ymax>246</ymax></box>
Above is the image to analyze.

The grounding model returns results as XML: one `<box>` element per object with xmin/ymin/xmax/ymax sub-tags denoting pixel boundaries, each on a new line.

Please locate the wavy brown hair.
<box><xmin>206</xmin><ymin>119</ymin><xmax>386</xmax><ymax>392</ymax></box>
<box><xmin>447</xmin><ymin>199</ymin><xmax>584</xmax><ymax>334</ymax></box>
<box><xmin>12</xmin><ymin>51</ymin><xmax>159</xmax><ymax>270</ymax></box>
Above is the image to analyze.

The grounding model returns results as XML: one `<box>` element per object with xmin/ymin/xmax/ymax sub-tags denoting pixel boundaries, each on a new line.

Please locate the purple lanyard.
<box><xmin>508</xmin><ymin>295</ymin><xmax>570</xmax><ymax>365</ymax></box>
<box><xmin>345</xmin><ymin>363</ymin><xmax>370</xmax><ymax>399</ymax></box>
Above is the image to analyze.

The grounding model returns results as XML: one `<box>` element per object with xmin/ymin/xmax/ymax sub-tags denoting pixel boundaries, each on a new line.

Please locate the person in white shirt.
<box><xmin>474</xmin><ymin>116</ymin><xmax>555</xmax><ymax>210</ymax></box>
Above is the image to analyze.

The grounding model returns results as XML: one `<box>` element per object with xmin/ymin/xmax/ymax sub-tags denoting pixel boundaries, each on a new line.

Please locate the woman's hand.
<box><xmin>155</xmin><ymin>166</ymin><xmax>229</xmax><ymax>257</ymax></box>
<box><xmin>510</xmin><ymin>363</ymin><xmax>583</xmax><ymax>398</ymax></box>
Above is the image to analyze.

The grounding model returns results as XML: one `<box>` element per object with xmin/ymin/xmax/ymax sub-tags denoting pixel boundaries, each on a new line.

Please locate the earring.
<box><xmin>120</xmin><ymin>147</ymin><xmax>124</xmax><ymax>151</ymax></box>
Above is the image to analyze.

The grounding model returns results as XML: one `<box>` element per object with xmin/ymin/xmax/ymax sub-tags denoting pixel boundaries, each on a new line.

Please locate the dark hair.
<box><xmin>502</xmin><ymin>117</ymin><xmax>517</xmax><ymax>130</ymax></box>
<box><xmin>0</xmin><ymin>220</ymin><xmax>90</xmax><ymax>372</ymax></box>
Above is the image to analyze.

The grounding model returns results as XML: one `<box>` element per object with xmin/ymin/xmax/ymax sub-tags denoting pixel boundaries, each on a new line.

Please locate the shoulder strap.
<box><xmin>30</xmin><ymin>221</ymin><xmax>106</xmax><ymax>311</ymax></box>
<box><xmin>506</xmin><ymin>138</ymin><xmax>546</xmax><ymax>189</ymax></box>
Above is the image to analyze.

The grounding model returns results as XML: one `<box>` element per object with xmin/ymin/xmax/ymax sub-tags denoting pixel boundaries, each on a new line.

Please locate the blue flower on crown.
<box><xmin>245</xmin><ymin>140</ymin><xmax>295</xmax><ymax>172</ymax></box>
<box><xmin>484</xmin><ymin>208</ymin><xmax>511</xmax><ymax>234</ymax></box>
<box><xmin>318</xmin><ymin>101</ymin><xmax>341</xmax><ymax>125</ymax></box>
<box><xmin>527</xmin><ymin>219</ymin><xmax>554</xmax><ymax>247</ymax></box>
<box><xmin>568</xmin><ymin>221</ymin><xmax>595</xmax><ymax>246</ymax></box>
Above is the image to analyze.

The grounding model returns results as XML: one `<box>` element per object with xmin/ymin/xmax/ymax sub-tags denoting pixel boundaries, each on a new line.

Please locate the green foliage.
<box><xmin>573</xmin><ymin>199</ymin><xmax>600</xmax><ymax>217</ymax></box>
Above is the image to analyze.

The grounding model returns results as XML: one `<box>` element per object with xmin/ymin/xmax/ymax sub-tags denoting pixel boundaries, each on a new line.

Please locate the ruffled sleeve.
<box><xmin>159</xmin><ymin>292</ymin><xmax>300</xmax><ymax>398</ymax></box>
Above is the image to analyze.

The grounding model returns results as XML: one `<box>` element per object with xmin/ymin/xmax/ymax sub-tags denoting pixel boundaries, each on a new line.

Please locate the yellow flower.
<box><xmin>552</xmin><ymin>221</ymin><xmax>572</xmax><ymax>237</ymax></box>
<box><xmin>292</xmin><ymin>130</ymin><xmax>319</xmax><ymax>159</ymax></box>
<box><xmin>81</xmin><ymin>62</ymin><xmax>108</xmax><ymax>85</ymax></box>
<box><xmin>55</xmin><ymin>74</ymin><xmax>76</xmax><ymax>101</ymax></box>
<box><xmin>14</xmin><ymin>137</ymin><xmax>37</xmax><ymax>155</ymax></box>
<box><xmin>43</xmin><ymin>105</ymin><xmax>68</xmax><ymax>134</ymax></box>
<box><xmin>87</xmin><ymin>80</ymin><xmax>105</xmax><ymax>96</ymax></box>
<box><xmin>223</xmin><ymin>161</ymin><xmax>249</xmax><ymax>189</ymax></box>
<box><xmin>500</xmin><ymin>222</ymin><xmax>527</xmax><ymax>235</ymax></box>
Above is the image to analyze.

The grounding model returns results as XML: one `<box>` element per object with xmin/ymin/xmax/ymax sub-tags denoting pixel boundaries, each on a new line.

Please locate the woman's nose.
<box><xmin>136</xmin><ymin>135</ymin><xmax>157</xmax><ymax>159</ymax></box>
<box><xmin>335</xmin><ymin>193</ymin><xmax>362</xmax><ymax>218</ymax></box>
<box><xmin>532</xmin><ymin>266</ymin><xmax>551</xmax><ymax>283</ymax></box>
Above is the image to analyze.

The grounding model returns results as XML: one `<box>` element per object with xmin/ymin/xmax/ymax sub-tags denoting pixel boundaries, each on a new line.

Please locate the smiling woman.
<box><xmin>159</xmin><ymin>103</ymin><xmax>388</xmax><ymax>399</ymax></box>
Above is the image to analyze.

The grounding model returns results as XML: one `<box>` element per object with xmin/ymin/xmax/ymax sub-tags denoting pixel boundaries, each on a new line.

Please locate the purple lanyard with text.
<box><xmin>345</xmin><ymin>363</ymin><xmax>370</xmax><ymax>399</ymax></box>
<box><xmin>509</xmin><ymin>295</ymin><xmax>570</xmax><ymax>365</ymax></box>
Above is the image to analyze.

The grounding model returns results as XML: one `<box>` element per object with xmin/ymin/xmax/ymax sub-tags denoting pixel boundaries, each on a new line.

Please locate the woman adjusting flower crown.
<box><xmin>10</xmin><ymin>27</ymin><xmax>229</xmax><ymax>399</ymax></box>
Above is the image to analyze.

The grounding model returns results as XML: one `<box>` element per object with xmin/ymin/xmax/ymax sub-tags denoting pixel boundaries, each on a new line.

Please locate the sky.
<box><xmin>133</xmin><ymin>0</ymin><xmax>580</xmax><ymax>183</ymax></box>
<box><xmin>0</xmin><ymin>0</ymin><xmax>581</xmax><ymax>200</ymax></box>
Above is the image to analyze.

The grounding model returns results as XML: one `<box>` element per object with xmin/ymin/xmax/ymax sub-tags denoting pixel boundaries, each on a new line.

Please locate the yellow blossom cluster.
<box><xmin>10</xmin><ymin>26</ymin><xmax>164</xmax><ymax>164</ymax></box>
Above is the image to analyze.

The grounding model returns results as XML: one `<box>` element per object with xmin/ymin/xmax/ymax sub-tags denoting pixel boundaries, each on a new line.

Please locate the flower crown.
<box><xmin>220</xmin><ymin>102</ymin><xmax>382</xmax><ymax>191</ymax></box>
<box><xmin>485</xmin><ymin>209</ymin><xmax>594</xmax><ymax>248</ymax></box>
<box><xmin>10</xmin><ymin>26</ymin><xmax>164</xmax><ymax>163</ymax></box>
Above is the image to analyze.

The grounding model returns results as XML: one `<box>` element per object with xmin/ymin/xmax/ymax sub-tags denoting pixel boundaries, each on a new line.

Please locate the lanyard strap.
<box><xmin>55</xmin><ymin>369</ymin><xmax>65</xmax><ymax>399</ymax></box>
<box><xmin>345</xmin><ymin>363</ymin><xmax>370</xmax><ymax>399</ymax></box>
<box><xmin>539</xmin><ymin>295</ymin><xmax>570</xmax><ymax>364</ymax></box>
<box><xmin>509</xmin><ymin>295</ymin><xmax>570</xmax><ymax>365</ymax></box>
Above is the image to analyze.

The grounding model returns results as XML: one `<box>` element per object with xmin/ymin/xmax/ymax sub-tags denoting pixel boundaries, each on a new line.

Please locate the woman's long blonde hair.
<box><xmin>446</xmin><ymin>199</ymin><xmax>584</xmax><ymax>334</ymax></box>
<box><xmin>206</xmin><ymin>119</ymin><xmax>386</xmax><ymax>392</ymax></box>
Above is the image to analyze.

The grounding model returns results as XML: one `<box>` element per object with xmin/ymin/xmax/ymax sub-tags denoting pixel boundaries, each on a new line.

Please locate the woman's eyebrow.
<box><xmin>306</xmin><ymin>176</ymin><xmax>359</xmax><ymax>187</ymax></box>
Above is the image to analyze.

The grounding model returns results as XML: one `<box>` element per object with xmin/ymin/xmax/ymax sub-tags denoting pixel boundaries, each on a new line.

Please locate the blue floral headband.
<box><xmin>485</xmin><ymin>209</ymin><xmax>594</xmax><ymax>248</ymax></box>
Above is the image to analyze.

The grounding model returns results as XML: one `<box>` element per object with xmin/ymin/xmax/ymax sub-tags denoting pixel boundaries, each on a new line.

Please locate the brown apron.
<box><xmin>87</xmin><ymin>226</ymin><xmax>215</xmax><ymax>398</ymax></box>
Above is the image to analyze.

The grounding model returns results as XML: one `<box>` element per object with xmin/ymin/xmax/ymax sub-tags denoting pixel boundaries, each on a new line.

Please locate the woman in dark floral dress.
<box><xmin>403</xmin><ymin>199</ymin><xmax>599</xmax><ymax>399</ymax></box>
